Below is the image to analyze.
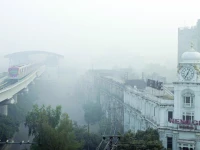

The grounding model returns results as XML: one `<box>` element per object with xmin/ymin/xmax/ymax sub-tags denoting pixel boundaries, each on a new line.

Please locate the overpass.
<box><xmin>0</xmin><ymin>51</ymin><xmax>64</xmax><ymax>116</ymax></box>
<box><xmin>0</xmin><ymin>66</ymin><xmax>45</xmax><ymax>115</ymax></box>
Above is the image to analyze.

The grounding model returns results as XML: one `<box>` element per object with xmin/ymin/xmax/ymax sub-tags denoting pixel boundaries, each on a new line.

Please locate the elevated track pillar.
<box><xmin>0</xmin><ymin>105</ymin><xmax>8</xmax><ymax>116</ymax></box>
<box><xmin>0</xmin><ymin>94</ymin><xmax>18</xmax><ymax>116</ymax></box>
<box><xmin>13</xmin><ymin>94</ymin><xmax>18</xmax><ymax>104</ymax></box>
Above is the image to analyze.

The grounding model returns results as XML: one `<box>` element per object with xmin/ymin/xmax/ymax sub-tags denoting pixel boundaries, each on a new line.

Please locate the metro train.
<box><xmin>8</xmin><ymin>63</ymin><xmax>40</xmax><ymax>80</ymax></box>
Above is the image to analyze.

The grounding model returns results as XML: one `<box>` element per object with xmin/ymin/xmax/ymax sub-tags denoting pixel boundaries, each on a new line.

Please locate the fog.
<box><xmin>1</xmin><ymin>0</ymin><xmax>200</xmax><ymax>73</ymax></box>
<box><xmin>1</xmin><ymin>1</ymin><xmax>200</xmax><ymax>149</ymax></box>
<box><xmin>0</xmin><ymin>0</ymin><xmax>200</xmax><ymax>94</ymax></box>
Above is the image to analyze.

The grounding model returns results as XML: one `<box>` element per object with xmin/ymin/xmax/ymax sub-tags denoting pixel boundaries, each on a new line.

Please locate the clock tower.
<box><xmin>178</xmin><ymin>44</ymin><xmax>200</xmax><ymax>82</ymax></box>
<box><xmin>174</xmin><ymin>44</ymin><xmax>200</xmax><ymax>135</ymax></box>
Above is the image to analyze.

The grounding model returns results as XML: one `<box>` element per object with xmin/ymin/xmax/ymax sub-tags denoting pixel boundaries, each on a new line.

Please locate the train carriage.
<box><xmin>8</xmin><ymin>63</ymin><xmax>40</xmax><ymax>80</ymax></box>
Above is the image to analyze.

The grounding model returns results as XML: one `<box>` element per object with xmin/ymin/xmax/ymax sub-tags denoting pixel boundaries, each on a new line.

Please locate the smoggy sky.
<box><xmin>0</xmin><ymin>0</ymin><xmax>200</xmax><ymax>70</ymax></box>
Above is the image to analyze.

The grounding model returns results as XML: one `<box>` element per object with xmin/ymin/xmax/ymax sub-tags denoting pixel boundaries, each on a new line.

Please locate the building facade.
<box><xmin>97</xmin><ymin>75</ymin><xmax>125</xmax><ymax>134</ymax></box>
<box><xmin>83</xmin><ymin>45</ymin><xmax>200</xmax><ymax>149</ymax></box>
<box><xmin>123</xmin><ymin>47</ymin><xmax>200</xmax><ymax>150</ymax></box>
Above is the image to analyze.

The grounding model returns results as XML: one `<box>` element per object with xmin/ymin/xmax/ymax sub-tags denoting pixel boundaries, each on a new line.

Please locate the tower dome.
<box><xmin>181</xmin><ymin>44</ymin><xmax>200</xmax><ymax>63</ymax></box>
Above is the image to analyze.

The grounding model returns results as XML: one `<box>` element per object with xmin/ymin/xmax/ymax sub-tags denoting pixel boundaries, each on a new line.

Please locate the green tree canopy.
<box><xmin>0</xmin><ymin>114</ymin><xmax>19</xmax><ymax>142</ymax></box>
<box><xmin>118</xmin><ymin>128</ymin><xmax>163</xmax><ymax>150</ymax></box>
<box><xmin>83</xmin><ymin>101</ymin><xmax>103</xmax><ymax>125</ymax></box>
<box><xmin>73</xmin><ymin>122</ymin><xmax>102</xmax><ymax>150</ymax></box>
<box><xmin>25</xmin><ymin>104</ymin><xmax>81</xmax><ymax>150</ymax></box>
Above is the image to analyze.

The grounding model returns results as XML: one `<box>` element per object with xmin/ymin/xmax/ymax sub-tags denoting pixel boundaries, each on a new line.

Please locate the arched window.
<box><xmin>182</xmin><ymin>90</ymin><xmax>195</xmax><ymax>108</ymax></box>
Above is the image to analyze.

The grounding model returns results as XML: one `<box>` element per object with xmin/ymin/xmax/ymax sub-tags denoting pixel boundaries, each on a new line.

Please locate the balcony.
<box><xmin>162</xmin><ymin>121</ymin><xmax>200</xmax><ymax>133</ymax></box>
<box><xmin>183</xmin><ymin>103</ymin><xmax>194</xmax><ymax>108</ymax></box>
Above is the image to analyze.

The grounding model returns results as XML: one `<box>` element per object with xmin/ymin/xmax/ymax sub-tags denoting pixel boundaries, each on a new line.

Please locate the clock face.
<box><xmin>181</xmin><ymin>66</ymin><xmax>195</xmax><ymax>81</ymax></box>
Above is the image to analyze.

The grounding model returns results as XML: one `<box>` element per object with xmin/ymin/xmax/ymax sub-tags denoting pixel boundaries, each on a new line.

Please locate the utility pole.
<box><xmin>100</xmin><ymin>135</ymin><xmax>121</xmax><ymax>150</ymax></box>
<box><xmin>108</xmin><ymin>137</ymin><xmax>113</xmax><ymax>150</ymax></box>
<box><xmin>88</xmin><ymin>121</ymin><xmax>90</xmax><ymax>150</ymax></box>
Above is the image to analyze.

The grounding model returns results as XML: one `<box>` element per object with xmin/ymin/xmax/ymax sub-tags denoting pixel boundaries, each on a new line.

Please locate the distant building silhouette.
<box><xmin>178</xmin><ymin>19</ymin><xmax>200</xmax><ymax>63</ymax></box>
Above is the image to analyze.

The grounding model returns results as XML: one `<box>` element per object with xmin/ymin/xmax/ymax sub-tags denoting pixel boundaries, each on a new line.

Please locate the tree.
<box><xmin>25</xmin><ymin>104</ymin><xmax>81</xmax><ymax>150</ymax></box>
<box><xmin>83</xmin><ymin>101</ymin><xmax>103</xmax><ymax>134</ymax></box>
<box><xmin>73</xmin><ymin>122</ymin><xmax>102</xmax><ymax>150</ymax></box>
<box><xmin>118</xmin><ymin>128</ymin><xmax>163</xmax><ymax>150</ymax></box>
<box><xmin>8</xmin><ymin>84</ymin><xmax>39</xmax><ymax>129</ymax></box>
<box><xmin>0</xmin><ymin>114</ymin><xmax>19</xmax><ymax>142</ymax></box>
<box><xmin>0</xmin><ymin>84</ymin><xmax>39</xmax><ymax>148</ymax></box>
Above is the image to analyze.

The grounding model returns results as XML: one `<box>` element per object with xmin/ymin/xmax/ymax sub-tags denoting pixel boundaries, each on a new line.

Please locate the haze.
<box><xmin>1</xmin><ymin>0</ymin><xmax>200</xmax><ymax>73</ymax></box>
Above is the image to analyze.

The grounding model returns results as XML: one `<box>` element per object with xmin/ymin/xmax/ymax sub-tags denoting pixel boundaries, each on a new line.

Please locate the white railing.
<box><xmin>162</xmin><ymin>85</ymin><xmax>174</xmax><ymax>97</ymax></box>
<box><xmin>125</xmin><ymin>86</ymin><xmax>174</xmax><ymax>105</ymax></box>
<box><xmin>160</xmin><ymin>100</ymin><xmax>174</xmax><ymax>105</ymax></box>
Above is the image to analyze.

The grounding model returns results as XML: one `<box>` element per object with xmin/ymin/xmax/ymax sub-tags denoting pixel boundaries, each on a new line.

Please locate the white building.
<box><xmin>124</xmin><ymin>46</ymin><xmax>200</xmax><ymax>150</ymax></box>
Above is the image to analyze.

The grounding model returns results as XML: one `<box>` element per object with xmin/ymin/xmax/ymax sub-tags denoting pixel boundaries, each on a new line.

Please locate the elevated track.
<box><xmin>0</xmin><ymin>66</ymin><xmax>45</xmax><ymax>104</ymax></box>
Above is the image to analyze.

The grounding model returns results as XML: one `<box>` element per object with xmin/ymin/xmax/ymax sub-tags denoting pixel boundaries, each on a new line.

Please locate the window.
<box><xmin>168</xmin><ymin>111</ymin><xmax>173</xmax><ymax>122</ymax></box>
<box><xmin>183</xmin><ymin>94</ymin><xmax>194</xmax><ymax>107</ymax></box>
<box><xmin>167</xmin><ymin>137</ymin><xmax>172</xmax><ymax>149</ymax></box>
<box><xmin>186</xmin><ymin>97</ymin><xmax>190</xmax><ymax>103</ymax></box>
<box><xmin>182</xmin><ymin>112</ymin><xmax>194</xmax><ymax>122</ymax></box>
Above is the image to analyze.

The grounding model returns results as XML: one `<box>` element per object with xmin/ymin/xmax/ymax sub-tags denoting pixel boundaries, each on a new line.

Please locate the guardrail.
<box><xmin>0</xmin><ymin>66</ymin><xmax>45</xmax><ymax>102</ymax></box>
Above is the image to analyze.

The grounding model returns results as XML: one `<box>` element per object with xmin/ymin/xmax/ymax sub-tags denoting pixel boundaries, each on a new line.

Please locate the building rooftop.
<box><xmin>5</xmin><ymin>50</ymin><xmax>64</xmax><ymax>59</ymax></box>
<box><xmin>125</xmin><ymin>79</ymin><xmax>146</xmax><ymax>90</ymax></box>
<box><xmin>156</xmin><ymin>95</ymin><xmax>174</xmax><ymax>100</ymax></box>
<box><xmin>181</xmin><ymin>45</ymin><xmax>200</xmax><ymax>63</ymax></box>
<box><xmin>104</xmin><ymin>76</ymin><xmax>125</xmax><ymax>84</ymax></box>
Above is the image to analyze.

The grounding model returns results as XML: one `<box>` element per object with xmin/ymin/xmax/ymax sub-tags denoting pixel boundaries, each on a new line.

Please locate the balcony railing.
<box><xmin>183</xmin><ymin>103</ymin><xmax>194</xmax><ymax>108</ymax></box>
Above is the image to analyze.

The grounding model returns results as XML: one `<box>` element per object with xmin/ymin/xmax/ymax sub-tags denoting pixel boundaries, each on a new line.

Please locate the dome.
<box><xmin>181</xmin><ymin>47</ymin><xmax>200</xmax><ymax>63</ymax></box>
